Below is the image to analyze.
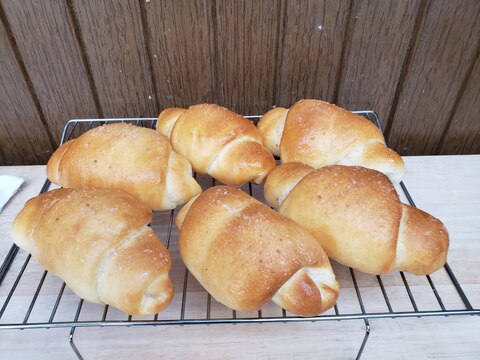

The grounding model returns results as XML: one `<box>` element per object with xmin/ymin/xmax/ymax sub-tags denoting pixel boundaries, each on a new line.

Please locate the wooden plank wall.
<box><xmin>0</xmin><ymin>0</ymin><xmax>479</xmax><ymax>165</ymax></box>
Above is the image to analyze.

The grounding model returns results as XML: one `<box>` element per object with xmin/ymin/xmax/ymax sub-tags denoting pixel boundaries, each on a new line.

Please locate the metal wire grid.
<box><xmin>0</xmin><ymin>112</ymin><xmax>479</xmax><ymax>359</ymax></box>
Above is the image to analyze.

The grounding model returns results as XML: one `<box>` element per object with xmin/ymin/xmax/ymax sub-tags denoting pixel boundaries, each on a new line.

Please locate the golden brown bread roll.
<box><xmin>258</xmin><ymin>100</ymin><xmax>404</xmax><ymax>183</ymax></box>
<box><xmin>10</xmin><ymin>188</ymin><xmax>174</xmax><ymax>316</ymax></box>
<box><xmin>176</xmin><ymin>186</ymin><xmax>339</xmax><ymax>316</ymax></box>
<box><xmin>157</xmin><ymin>104</ymin><xmax>276</xmax><ymax>187</ymax></box>
<box><xmin>47</xmin><ymin>123</ymin><xmax>201</xmax><ymax>211</ymax></box>
<box><xmin>264</xmin><ymin>163</ymin><xmax>449</xmax><ymax>275</ymax></box>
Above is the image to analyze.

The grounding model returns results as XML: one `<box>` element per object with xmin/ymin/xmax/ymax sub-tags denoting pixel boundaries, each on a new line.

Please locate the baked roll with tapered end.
<box><xmin>10</xmin><ymin>188</ymin><xmax>174</xmax><ymax>316</ymax></box>
<box><xmin>46</xmin><ymin>123</ymin><xmax>201</xmax><ymax>211</ymax></box>
<box><xmin>175</xmin><ymin>186</ymin><xmax>339</xmax><ymax>316</ymax></box>
<box><xmin>156</xmin><ymin>104</ymin><xmax>276</xmax><ymax>187</ymax></box>
<box><xmin>258</xmin><ymin>99</ymin><xmax>404</xmax><ymax>183</ymax></box>
<box><xmin>264</xmin><ymin>163</ymin><xmax>449</xmax><ymax>275</ymax></box>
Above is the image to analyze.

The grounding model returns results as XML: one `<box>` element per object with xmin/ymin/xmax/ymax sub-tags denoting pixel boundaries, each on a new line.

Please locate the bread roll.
<box><xmin>11</xmin><ymin>188</ymin><xmax>173</xmax><ymax>315</ymax></box>
<box><xmin>176</xmin><ymin>186</ymin><xmax>339</xmax><ymax>316</ymax></box>
<box><xmin>157</xmin><ymin>104</ymin><xmax>276</xmax><ymax>187</ymax></box>
<box><xmin>47</xmin><ymin>123</ymin><xmax>201</xmax><ymax>211</ymax></box>
<box><xmin>264</xmin><ymin>163</ymin><xmax>449</xmax><ymax>275</ymax></box>
<box><xmin>258</xmin><ymin>100</ymin><xmax>404</xmax><ymax>183</ymax></box>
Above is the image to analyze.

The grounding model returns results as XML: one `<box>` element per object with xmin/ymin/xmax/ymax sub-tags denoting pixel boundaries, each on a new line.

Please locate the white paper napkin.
<box><xmin>0</xmin><ymin>175</ymin><xmax>24</xmax><ymax>213</ymax></box>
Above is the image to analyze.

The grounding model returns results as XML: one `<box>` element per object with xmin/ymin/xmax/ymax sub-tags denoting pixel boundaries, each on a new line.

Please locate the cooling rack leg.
<box><xmin>69</xmin><ymin>327</ymin><xmax>84</xmax><ymax>360</ymax></box>
<box><xmin>355</xmin><ymin>318</ymin><xmax>370</xmax><ymax>360</ymax></box>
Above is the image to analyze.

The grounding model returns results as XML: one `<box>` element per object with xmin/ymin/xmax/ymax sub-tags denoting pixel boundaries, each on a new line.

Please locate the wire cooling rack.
<box><xmin>1</xmin><ymin>112</ymin><xmax>478</xmax><ymax>360</ymax></box>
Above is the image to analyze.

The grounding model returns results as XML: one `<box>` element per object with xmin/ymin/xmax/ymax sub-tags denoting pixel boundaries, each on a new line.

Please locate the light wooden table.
<box><xmin>1</xmin><ymin>155</ymin><xmax>479</xmax><ymax>359</ymax></box>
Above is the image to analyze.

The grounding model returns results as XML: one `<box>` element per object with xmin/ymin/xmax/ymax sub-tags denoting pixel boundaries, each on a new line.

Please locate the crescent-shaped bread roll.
<box><xmin>11</xmin><ymin>188</ymin><xmax>174</xmax><ymax>316</ymax></box>
<box><xmin>46</xmin><ymin>123</ymin><xmax>201</xmax><ymax>211</ymax></box>
<box><xmin>157</xmin><ymin>104</ymin><xmax>276</xmax><ymax>187</ymax></box>
<box><xmin>175</xmin><ymin>186</ymin><xmax>339</xmax><ymax>316</ymax></box>
<box><xmin>264</xmin><ymin>163</ymin><xmax>449</xmax><ymax>275</ymax></box>
<box><xmin>258</xmin><ymin>100</ymin><xmax>404</xmax><ymax>183</ymax></box>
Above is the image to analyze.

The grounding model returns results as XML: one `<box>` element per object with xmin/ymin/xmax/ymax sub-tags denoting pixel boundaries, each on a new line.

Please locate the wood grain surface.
<box><xmin>0</xmin><ymin>16</ymin><xmax>53</xmax><ymax>165</ymax></box>
<box><xmin>215</xmin><ymin>0</ymin><xmax>281</xmax><ymax>114</ymax></box>
<box><xmin>1</xmin><ymin>0</ymin><xmax>99</xmax><ymax>141</ymax></box>
<box><xmin>276</xmin><ymin>0</ymin><xmax>350</xmax><ymax>107</ymax></box>
<box><xmin>336</xmin><ymin>0</ymin><xmax>421</xmax><ymax>127</ymax></box>
<box><xmin>142</xmin><ymin>0</ymin><xmax>216</xmax><ymax>109</ymax></box>
<box><xmin>1</xmin><ymin>0</ymin><xmax>480</xmax><ymax>165</ymax></box>
<box><xmin>439</xmin><ymin>54</ymin><xmax>480</xmax><ymax>154</ymax></box>
<box><xmin>72</xmin><ymin>0</ymin><xmax>157</xmax><ymax>117</ymax></box>
<box><xmin>386</xmin><ymin>0</ymin><xmax>480</xmax><ymax>155</ymax></box>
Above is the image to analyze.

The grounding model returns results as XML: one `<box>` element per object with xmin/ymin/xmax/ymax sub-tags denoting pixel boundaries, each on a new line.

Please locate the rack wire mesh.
<box><xmin>1</xmin><ymin>112</ymin><xmax>478</xmax><ymax>360</ymax></box>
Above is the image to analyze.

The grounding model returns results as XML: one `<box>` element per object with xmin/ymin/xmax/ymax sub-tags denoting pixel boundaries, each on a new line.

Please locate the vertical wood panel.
<box><xmin>337</xmin><ymin>0</ymin><xmax>421</xmax><ymax>126</ymax></box>
<box><xmin>276</xmin><ymin>0</ymin><xmax>350</xmax><ymax>107</ymax></box>
<box><xmin>387</xmin><ymin>0</ymin><xmax>480</xmax><ymax>155</ymax></box>
<box><xmin>439</xmin><ymin>55</ymin><xmax>480</xmax><ymax>154</ymax></box>
<box><xmin>73</xmin><ymin>0</ymin><xmax>157</xmax><ymax>117</ymax></box>
<box><xmin>215</xmin><ymin>0</ymin><xmax>281</xmax><ymax>114</ymax></box>
<box><xmin>1</xmin><ymin>1</ymin><xmax>480</xmax><ymax>164</ymax></box>
<box><xmin>2</xmin><ymin>0</ymin><xmax>99</xmax><ymax>141</ymax></box>
<box><xmin>0</xmin><ymin>19</ymin><xmax>53</xmax><ymax>165</ymax></box>
<box><xmin>143</xmin><ymin>0</ymin><xmax>215</xmax><ymax>109</ymax></box>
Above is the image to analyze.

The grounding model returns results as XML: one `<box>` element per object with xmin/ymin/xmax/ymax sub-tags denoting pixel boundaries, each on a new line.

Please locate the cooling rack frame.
<box><xmin>1</xmin><ymin>112</ymin><xmax>478</xmax><ymax>360</ymax></box>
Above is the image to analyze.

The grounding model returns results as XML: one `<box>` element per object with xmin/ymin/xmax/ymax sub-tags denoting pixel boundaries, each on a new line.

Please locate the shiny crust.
<box><xmin>264</xmin><ymin>162</ymin><xmax>315</xmax><ymax>210</ymax></box>
<box><xmin>157</xmin><ymin>104</ymin><xmax>276</xmax><ymax>186</ymax></box>
<box><xmin>264</xmin><ymin>164</ymin><xmax>449</xmax><ymax>275</ymax></box>
<box><xmin>258</xmin><ymin>99</ymin><xmax>404</xmax><ymax>183</ymax></box>
<box><xmin>46</xmin><ymin>139</ymin><xmax>73</xmax><ymax>184</ymax></box>
<box><xmin>10</xmin><ymin>188</ymin><xmax>174</xmax><ymax>316</ymax></box>
<box><xmin>396</xmin><ymin>205</ymin><xmax>449</xmax><ymax>275</ymax></box>
<box><xmin>156</xmin><ymin>108</ymin><xmax>185</xmax><ymax>138</ymax></box>
<box><xmin>257</xmin><ymin>107</ymin><xmax>288</xmax><ymax>156</ymax></box>
<box><xmin>176</xmin><ymin>186</ymin><xmax>338</xmax><ymax>316</ymax></box>
<box><xmin>208</xmin><ymin>140</ymin><xmax>275</xmax><ymax>186</ymax></box>
<box><xmin>46</xmin><ymin>123</ymin><xmax>201</xmax><ymax>211</ymax></box>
